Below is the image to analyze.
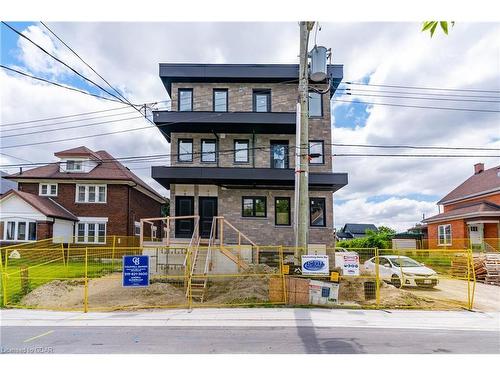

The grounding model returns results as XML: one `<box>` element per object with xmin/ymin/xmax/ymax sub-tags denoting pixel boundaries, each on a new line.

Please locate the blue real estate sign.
<box><xmin>123</xmin><ymin>255</ymin><xmax>149</xmax><ymax>287</ymax></box>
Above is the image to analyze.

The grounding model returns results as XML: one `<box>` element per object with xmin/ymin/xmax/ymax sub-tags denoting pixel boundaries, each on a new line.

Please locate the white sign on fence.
<box><xmin>301</xmin><ymin>255</ymin><xmax>329</xmax><ymax>275</ymax></box>
<box><xmin>335</xmin><ymin>252</ymin><xmax>360</xmax><ymax>276</ymax></box>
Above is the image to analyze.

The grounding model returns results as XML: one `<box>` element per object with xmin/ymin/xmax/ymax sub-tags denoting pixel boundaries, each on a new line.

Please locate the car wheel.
<box><xmin>391</xmin><ymin>275</ymin><xmax>402</xmax><ymax>288</ymax></box>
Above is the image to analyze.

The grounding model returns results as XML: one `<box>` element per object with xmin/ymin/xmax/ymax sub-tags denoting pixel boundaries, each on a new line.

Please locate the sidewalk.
<box><xmin>2</xmin><ymin>308</ymin><xmax>499</xmax><ymax>331</ymax></box>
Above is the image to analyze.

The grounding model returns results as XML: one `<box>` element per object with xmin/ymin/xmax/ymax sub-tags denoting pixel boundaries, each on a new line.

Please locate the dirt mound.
<box><xmin>20</xmin><ymin>274</ymin><xmax>186</xmax><ymax>310</ymax></box>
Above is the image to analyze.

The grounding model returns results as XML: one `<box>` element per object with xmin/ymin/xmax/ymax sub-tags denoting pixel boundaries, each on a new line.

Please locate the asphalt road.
<box><xmin>2</xmin><ymin>325</ymin><xmax>499</xmax><ymax>354</ymax></box>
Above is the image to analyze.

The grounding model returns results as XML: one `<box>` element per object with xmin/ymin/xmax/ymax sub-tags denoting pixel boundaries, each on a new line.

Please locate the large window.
<box><xmin>178</xmin><ymin>88</ymin><xmax>193</xmax><ymax>111</ymax></box>
<box><xmin>234</xmin><ymin>140</ymin><xmax>249</xmax><ymax>163</ymax></box>
<box><xmin>213</xmin><ymin>89</ymin><xmax>228</xmax><ymax>112</ymax></box>
<box><xmin>253</xmin><ymin>89</ymin><xmax>271</xmax><ymax>112</ymax></box>
<box><xmin>275</xmin><ymin>197</ymin><xmax>291</xmax><ymax>226</ymax></box>
<box><xmin>76</xmin><ymin>222</ymin><xmax>106</xmax><ymax>244</ymax></box>
<box><xmin>2</xmin><ymin>220</ymin><xmax>36</xmax><ymax>242</ymax></box>
<box><xmin>310</xmin><ymin>198</ymin><xmax>326</xmax><ymax>227</ymax></box>
<box><xmin>242</xmin><ymin>197</ymin><xmax>267</xmax><ymax>218</ymax></box>
<box><xmin>177</xmin><ymin>138</ymin><xmax>193</xmax><ymax>162</ymax></box>
<box><xmin>201</xmin><ymin>139</ymin><xmax>217</xmax><ymax>163</ymax></box>
<box><xmin>309</xmin><ymin>140</ymin><xmax>324</xmax><ymax>164</ymax></box>
<box><xmin>270</xmin><ymin>141</ymin><xmax>289</xmax><ymax>169</ymax></box>
<box><xmin>76</xmin><ymin>184</ymin><xmax>107</xmax><ymax>203</ymax></box>
<box><xmin>308</xmin><ymin>91</ymin><xmax>323</xmax><ymax>117</ymax></box>
<box><xmin>438</xmin><ymin>224</ymin><xmax>452</xmax><ymax>245</ymax></box>
<box><xmin>39</xmin><ymin>183</ymin><xmax>58</xmax><ymax>196</ymax></box>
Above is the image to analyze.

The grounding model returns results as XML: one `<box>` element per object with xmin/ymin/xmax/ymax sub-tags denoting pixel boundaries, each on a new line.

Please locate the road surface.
<box><xmin>1</xmin><ymin>308</ymin><xmax>499</xmax><ymax>354</ymax></box>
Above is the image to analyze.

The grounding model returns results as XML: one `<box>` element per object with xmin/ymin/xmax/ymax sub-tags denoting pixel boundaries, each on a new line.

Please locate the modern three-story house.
<box><xmin>151</xmin><ymin>63</ymin><xmax>347</xmax><ymax>246</ymax></box>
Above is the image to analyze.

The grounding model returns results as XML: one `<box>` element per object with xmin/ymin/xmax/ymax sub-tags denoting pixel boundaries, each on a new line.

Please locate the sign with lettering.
<box><xmin>123</xmin><ymin>255</ymin><xmax>149</xmax><ymax>287</ymax></box>
<box><xmin>301</xmin><ymin>255</ymin><xmax>329</xmax><ymax>275</ymax></box>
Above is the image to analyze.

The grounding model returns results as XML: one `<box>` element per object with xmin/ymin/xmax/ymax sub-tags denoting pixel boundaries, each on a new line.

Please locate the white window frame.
<box><xmin>66</xmin><ymin>160</ymin><xmax>84</xmax><ymax>172</ymax></box>
<box><xmin>134</xmin><ymin>221</ymin><xmax>141</xmax><ymax>236</ymax></box>
<box><xmin>438</xmin><ymin>224</ymin><xmax>452</xmax><ymax>246</ymax></box>
<box><xmin>2</xmin><ymin>220</ymin><xmax>37</xmax><ymax>242</ymax></box>
<box><xmin>39</xmin><ymin>183</ymin><xmax>58</xmax><ymax>197</ymax></box>
<box><xmin>75</xmin><ymin>184</ymin><xmax>107</xmax><ymax>203</ymax></box>
<box><xmin>75</xmin><ymin>222</ymin><xmax>107</xmax><ymax>244</ymax></box>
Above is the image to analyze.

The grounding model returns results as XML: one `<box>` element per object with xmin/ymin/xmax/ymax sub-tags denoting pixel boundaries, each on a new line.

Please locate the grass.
<box><xmin>1</xmin><ymin>258</ymin><xmax>122</xmax><ymax>305</ymax></box>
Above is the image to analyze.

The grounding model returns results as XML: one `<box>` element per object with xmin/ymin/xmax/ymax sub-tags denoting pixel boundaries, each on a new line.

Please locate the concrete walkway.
<box><xmin>2</xmin><ymin>308</ymin><xmax>499</xmax><ymax>331</ymax></box>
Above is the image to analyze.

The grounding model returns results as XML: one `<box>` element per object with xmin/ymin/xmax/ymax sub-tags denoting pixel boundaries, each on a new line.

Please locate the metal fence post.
<box><xmin>187</xmin><ymin>249</ymin><xmax>192</xmax><ymax>310</ymax></box>
<box><xmin>375</xmin><ymin>247</ymin><xmax>380</xmax><ymax>308</ymax></box>
<box><xmin>112</xmin><ymin>235</ymin><xmax>116</xmax><ymax>271</ymax></box>
<box><xmin>84</xmin><ymin>247</ymin><xmax>89</xmax><ymax>313</ymax></box>
<box><xmin>280</xmin><ymin>245</ymin><xmax>287</xmax><ymax>304</ymax></box>
<box><xmin>60</xmin><ymin>243</ymin><xmax>66</xmax><ymax>267</ymax></box>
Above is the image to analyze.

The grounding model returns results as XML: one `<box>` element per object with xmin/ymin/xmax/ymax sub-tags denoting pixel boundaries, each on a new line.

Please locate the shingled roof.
<box><xmin>423</xmin><ymin>201</ymin><xmax>500</xmax><ymax>223</ymax></box>
<box><xmin>438</xmin><ymin>165</ymin><xmax>500</xmax><ymax>205</ymax></box>
<box><xmin>5</xmin><ymin>148</ymin><xmax>165</xmax><ymax>202</ymax></box>
<box><xmin>1</xmin><ymin>189</ymin><xmax>78</xmax><ymax>221</ymax></box>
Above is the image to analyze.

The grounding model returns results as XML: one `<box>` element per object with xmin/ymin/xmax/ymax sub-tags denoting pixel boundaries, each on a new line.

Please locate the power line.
<box><xmin>336</xmin><ymin>87</ymin><xmax>500</xmax><ymax>99</ymax></box>
<box><xmin>329</xmin><ymin>143</ymin><xmax>500</xmax><ymax>151</ymax></box>
<box><xmin>332</xmin><ymin>153</ymin><xmax>500</xmax><ymax>158</ymax></box>
<box><xmin>345</xmin><ymin>81</ymin><xmax>500</xmax><ymax>94</ymax></box>
<box><xmin>1</xmin><ymin>22</ymin><xmax>127</xmax><ymax>104</ymax></box>
<box><xmin>332</xmin><ymin>98</ymin><xmax>500</xmax><ymax>113</ymax></box>
<box><xmin>0</xmin><ymin>64</ymin><xmax>124</xmax><ymax>104</ymax></box>
<box><xmin>343</xmin><ymin>91</ymin><xmax>500</xmax><ymax>104</ymax></box>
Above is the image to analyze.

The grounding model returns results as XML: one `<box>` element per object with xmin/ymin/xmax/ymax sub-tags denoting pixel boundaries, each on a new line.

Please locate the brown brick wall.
<box><xmin>36</xmin><ymin>221</ymin><xmax>53</xmax><ymax>240</ymax></box>
<box><xmin>17</xmin><ymin>182</ymin><xmax>163</xmax><ymax>237</ymax></box>
<box><xmin>427</xmin><ymin>219</ymin><xmax>469</xmax><ymax>249</ymax></box>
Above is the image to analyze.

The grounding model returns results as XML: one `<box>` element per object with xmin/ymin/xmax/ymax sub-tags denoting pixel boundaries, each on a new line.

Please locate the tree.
<box><xmin>421</xmin><ymin>21</ymin><xmax>455</xmax><ymax>37</ymax></box>
<box><xmin>337</xmin><ymin>226</ymin><xmax>396</xmax><ymax>249</ymax></box>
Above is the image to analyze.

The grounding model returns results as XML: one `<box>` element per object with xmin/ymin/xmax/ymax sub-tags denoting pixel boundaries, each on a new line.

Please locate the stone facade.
<box><xmin>167</xmin><ymin>79</ymin><xmax>337</xmax><ymax>246</ymax></box>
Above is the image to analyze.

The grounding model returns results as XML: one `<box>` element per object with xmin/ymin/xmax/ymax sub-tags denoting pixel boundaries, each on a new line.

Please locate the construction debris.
<box><xmin>451</xmin><ymin>252</ymin><xmax>500</xmax><ymax>285</ymax></box>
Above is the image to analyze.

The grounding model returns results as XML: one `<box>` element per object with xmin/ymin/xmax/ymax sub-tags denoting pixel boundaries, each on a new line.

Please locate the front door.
<box><xmin>175</xmin><ymin>196</ymin><xmax>194</xmax><ymax>238</ymax></box>
<box><xmin>199</xmin><ymin>197</ymin><xmax>218</xmax><ymax>238</ymax></box>
<box><xmin>469</xmin><ymin>224</ymin><xmax>484</xmax><ymax>249</ymax></box>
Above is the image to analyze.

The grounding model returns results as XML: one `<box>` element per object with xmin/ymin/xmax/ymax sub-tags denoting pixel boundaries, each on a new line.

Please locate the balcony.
<box><xmin>152</xmin><ymin>111</ymin><xmax>297</xmax><ymax>139</ymax></box>
<box><xmin>152</xmin><ymin>166</ymin><xmax>348</xmax><ymax>192</ymax></box>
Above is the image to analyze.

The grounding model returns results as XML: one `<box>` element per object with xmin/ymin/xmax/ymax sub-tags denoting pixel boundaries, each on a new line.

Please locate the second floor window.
<box><xmin>201</xmin><ymin>139</ymin><xmax>217</xmax><ymax>163</ymax></box>
<box><xmin>253</xmin><ymin>89</ymin><xmax>271</xmax><ymax>112</ymax></box>
<box><xmin>308</xmin><ymin>91</ymin><xmax>323</xmax><ymax>117</ymax></box>
<box><xmin>178</xmin><ymin>139</ymin><xmax>193</xmax><ymax>162</ymax></box>
<box><xmin>275</xmin><ymin>197</ymin><xmax>291</xmax><ymax>226</ymax></box>
<box><xmin>270</xmin><ymin>140</ymin><xmax>289</xmax><ymax>169</ymax></box>
<box><xmin>39</xmin><ymin>183</ymin><xmax>58</xmax><ymax>196</ymax></box>
<box><xmin>178</xmin><ymin>89</ymin><xmax>193</xmax><ymax>111</ymax></box>
<box><xmin>76</xmin><ymin>184</ymin><xmax>106</xmax><ymax>203</ymax></box>
<box><xmin>234</xmin><ymin>140</ymin><xmax>249</xmax><ymax>163</ymax></box>
<box><xmin>66</xmin><ymin>160</ymin><xmax>83</xmax><ymax>171</ymax></box>
<box><xmin>213</xmin><ymin>89</ymin><xmax>228</xmax><ymax>112</ymax></box>
<box><xmin>310</xmin><ymin>197</ymin><xmax>326</xmax><ymax>227</ymax></box>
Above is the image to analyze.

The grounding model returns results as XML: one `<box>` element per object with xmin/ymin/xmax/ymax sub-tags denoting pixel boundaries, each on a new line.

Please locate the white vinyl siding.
<box><xmin>75</xmin><ymin>184</ymin><xmax>107</xmax><ymax>203</ymax></box>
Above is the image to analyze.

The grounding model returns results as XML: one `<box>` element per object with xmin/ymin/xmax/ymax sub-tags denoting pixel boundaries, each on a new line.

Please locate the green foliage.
<box><xmin>422</xmin><ymin>21</ymin><xmax>455</xmax><ymax>37</ymax></box>
<box><xmin>337</xmin><ymin>226</ymin><xmax>396</xmax><ymax>249</ymax></box>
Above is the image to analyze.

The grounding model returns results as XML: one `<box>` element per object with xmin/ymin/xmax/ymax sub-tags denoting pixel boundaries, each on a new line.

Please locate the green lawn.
<box><xmin>1</xmin><ymin>258</ymin><xmax>123</xmax><ymax>305</ymax></box>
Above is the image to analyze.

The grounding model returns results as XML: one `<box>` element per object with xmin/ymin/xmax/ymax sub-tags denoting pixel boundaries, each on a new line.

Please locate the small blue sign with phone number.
<box><xmin>123</xmin><ymin>255</ymin><xmax>149</xmax><ymax>287</ymax></box>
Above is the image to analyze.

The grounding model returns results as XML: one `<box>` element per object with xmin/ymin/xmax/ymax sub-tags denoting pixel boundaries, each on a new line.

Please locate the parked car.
<box><xmin>364</xmin><ymin>255</ymin><xmax>438</xmax><ymax>288</ymax></box>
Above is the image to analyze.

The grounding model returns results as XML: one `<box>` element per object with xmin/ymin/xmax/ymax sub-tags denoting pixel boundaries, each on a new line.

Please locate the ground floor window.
<box><xmin>76</xmin><ymin>222</ymin><xmax>106</xmax><ymax>244</ymax></box>
<box><xmin>242</xmin><ymin>196</ymin><xmax>267</xmax><ymax>217</ymax></box>
<box><xmin>275</xmin><ymin>197</ymin><xmax>291</xmax><ymax>226</ymax></box>
<box><xmin>310</xmin><ymin>198</ymin><xmax>326</xmax><ymax>227</ymax></box>
<box><xmin>1</xmin><ymin>220</ymin><xmax>37</xmax><ymax>241</ymax></box>
<box><xmin>438</xmin><ymin>224</ymin><xmax>452</xmax><ymax>245</ymax></box>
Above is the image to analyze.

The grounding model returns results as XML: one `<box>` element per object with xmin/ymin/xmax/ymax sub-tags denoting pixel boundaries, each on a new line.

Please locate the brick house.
<box><xmin>423</xmin><ymin>163</ymin><xmax>500</xmax><ymax>250</ymax></box>
<box><xmin>151</xmin><ymin>63</ymin><xmax>348</xmax><ymax>246</ymax></box>
<box><xmin>0</xmin><ymin>147</ymin><xmax>166</xmax><ymax>245</ymax></box>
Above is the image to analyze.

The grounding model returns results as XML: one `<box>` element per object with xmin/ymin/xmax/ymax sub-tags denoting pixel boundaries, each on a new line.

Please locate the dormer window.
<box><xmin>66</xmin><ymin>160</ymin><xmax>83</xmax><ymax>171</ymax></box>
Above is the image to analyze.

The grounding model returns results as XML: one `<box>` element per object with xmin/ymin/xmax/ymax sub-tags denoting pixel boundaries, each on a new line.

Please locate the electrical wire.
<box><xmin>343</xmin><ymin>91</ymin><xmax>500</xmax><ymax>103</ymax></box>
<box><xmin>345</xmin><ymin>81</ymin><xmax>500</xmax><ymax>93</ymax></box>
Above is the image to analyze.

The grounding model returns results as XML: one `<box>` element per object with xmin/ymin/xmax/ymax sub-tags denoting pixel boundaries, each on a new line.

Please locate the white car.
<box><xmin>364</xmin><ymin>255</ymin><xmax>438</xmax><ymax>288</ymax></box>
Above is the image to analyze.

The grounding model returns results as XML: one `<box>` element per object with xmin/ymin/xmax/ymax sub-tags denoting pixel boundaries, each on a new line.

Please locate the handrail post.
<box><xmin>84</xmin><ymin>247</ymin><xmax>89</xmax><ymax>313</ymax></box>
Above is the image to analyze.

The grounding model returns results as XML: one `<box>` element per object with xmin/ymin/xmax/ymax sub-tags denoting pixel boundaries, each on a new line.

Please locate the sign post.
<box><xmin>123</xmin><ymin>255</ymin><xmax>149</xmax><ymax>287</ymax></box>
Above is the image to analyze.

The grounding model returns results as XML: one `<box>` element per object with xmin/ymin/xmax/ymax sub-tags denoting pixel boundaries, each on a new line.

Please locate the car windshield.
<box><xmin>390</xmin><ymin>257</ymin><xmax>421</xmax><ymax>267</ymax></box>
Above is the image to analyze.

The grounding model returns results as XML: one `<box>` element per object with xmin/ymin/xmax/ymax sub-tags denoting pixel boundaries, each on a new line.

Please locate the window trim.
<box><xmin>309</xmin><ymin>197</ymin><xmax>327</xmax><ymax>227</ymax></box>
<box><xmin>201</xmin><ymin>138</ymin><xmax>217</xmax><ymax>163</ymax></box>
<box><xmin>241</xmin><ymin>196</ymin><xmax>267</xmax><ymax>218</ymax></box>
<box><xmin>308</xmin><ymin>91</ymin><xmax>323</xmax><ymax>118</ymax></box>
<box><xmin>39</xmin><ymin>183</ymin><xmax>58</xmax><ymax>197</ymax></box>
<box><xmin>234</xmin><ymin>139</ymin><xmax>250</xmax><ymax>164</ymax></box>
<box><xmin>134</xmin><ymin>221</ymin><xmax>141</xmax><ymax>236</ymax></box>
<box><xmin>275</xmin><ymin>197</ymin><xmax>291</xmax><ymax>226</ymax></box>
<box><xmin>2</xmin><ymin>219</ymin><xmax>37</xmax><ymax>242</ymax></box>
<box><xmin>75</xmin><ymin>184</ymin><xmax>107</xmax><ymax>204</ymax></box>
<box><xmin>178</xmin><ymin>88</ymin><xmax>193</xmax><ymax>112</ymax></box>
<box><xmin>309</xmin><ymin>140</ymin><xmax>325</xmax><ymax>165</ymax></box>
<box><xmin>252</xmin><ymin>89</ymin><xmax>271</xmax><ymax>112</ymax></box>
<box><xmin>270</xmin><ymin>140</ymin><xmax>290</xmax><ymax>169</ymax></box>
<box><xmin>438</xmin><ymin>224</ymin><xmax>452</xmax><ymax>246</ymax></box>
<box><xmin>213</xmin><ymin>88</ymin><xmax>228</xmax><ymax>112</ymax></box>
<box><xmin>66</xmin><ymin>159</ymin><xmax>84</xmax><ymax>172</ymax></box>
<box><xmin>177</xmin><ymin>138</ymin><xmax>194</xmax><ymax>163</ymax></box>
<box><xmin>75</xmin><ymin>221</ymin><xmax>107</xmax><ymax>244</ymax></box>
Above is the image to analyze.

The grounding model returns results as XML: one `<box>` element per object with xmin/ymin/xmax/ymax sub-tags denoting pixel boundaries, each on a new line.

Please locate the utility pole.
<box><xmin>296</xmin><ymin>21</ymin><xmax>315</xmax><ymax>261</ymax></box>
